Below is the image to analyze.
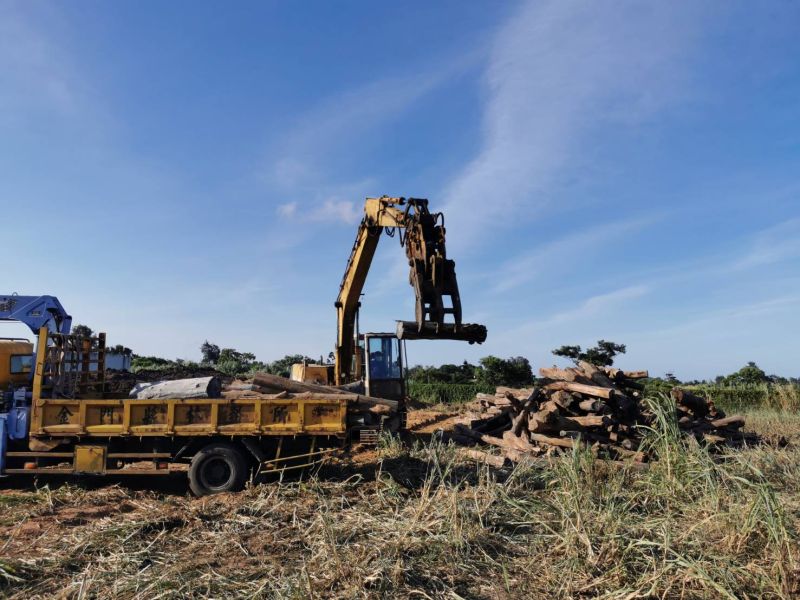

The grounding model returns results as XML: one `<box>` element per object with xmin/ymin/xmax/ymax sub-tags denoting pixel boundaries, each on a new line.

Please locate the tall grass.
<box><xmin>643</xmin><ymin>382</ymin><xmax>800</xmax><ymax>413</ymax></box>
<box><xmin>2</xmin><ymin>404</ymin><xmax>798</xmax><ymax>599</ymax></box>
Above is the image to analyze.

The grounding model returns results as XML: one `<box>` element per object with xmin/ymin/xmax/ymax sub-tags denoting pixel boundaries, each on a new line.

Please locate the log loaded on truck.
<box><xmin>0</xmin><ymin>197</ymin><xmax>486</xmax><ymax>496</ymax></box>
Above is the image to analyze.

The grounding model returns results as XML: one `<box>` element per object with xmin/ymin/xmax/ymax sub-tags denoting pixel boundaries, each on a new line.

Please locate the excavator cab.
<box><xmin>362</xmin><ymin>333</ymin><xmax>406</xmax><ymax>401</ymax></box>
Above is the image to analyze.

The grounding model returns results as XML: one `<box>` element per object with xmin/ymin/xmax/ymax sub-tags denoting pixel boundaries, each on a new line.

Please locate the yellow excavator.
<box><xmin>293</xmin><ymin>196</ymin><xmax>487</xmax><ymax>403</ymax></box>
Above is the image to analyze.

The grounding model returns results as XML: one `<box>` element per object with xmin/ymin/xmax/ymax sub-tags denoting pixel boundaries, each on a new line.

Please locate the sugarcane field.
<box><xmin>3</xmin><ymin>2</ymin><xmax>800</xmax><ymax>599</ymax></box>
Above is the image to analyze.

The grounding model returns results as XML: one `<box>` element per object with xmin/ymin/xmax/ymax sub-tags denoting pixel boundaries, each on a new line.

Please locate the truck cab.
<box><xmin>0</xmin><ymin>338</ymin><xmax>34</xmax><ymax>393</ymax></box>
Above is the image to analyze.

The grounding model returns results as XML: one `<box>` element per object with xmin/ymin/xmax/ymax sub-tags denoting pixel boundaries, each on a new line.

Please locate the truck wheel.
<box><xmin>189</xmin><ymin>443</ymin><xmax>248</xmax><ymax>496</ymax></box>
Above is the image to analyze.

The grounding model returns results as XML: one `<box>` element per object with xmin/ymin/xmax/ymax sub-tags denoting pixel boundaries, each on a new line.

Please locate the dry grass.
<box><xmin>1</xmin><ymin>410</ymin><xmax>800</xmax><ymax>599</ymax></box>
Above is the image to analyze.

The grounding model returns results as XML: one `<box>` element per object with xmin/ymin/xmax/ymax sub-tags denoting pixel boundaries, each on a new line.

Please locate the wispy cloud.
<box><xmin>492</xmin><ymin>215</ymin><xmax>659</xmax><ymax>293</ymax></box>
<box><xmin>274</xmin><ymin>178</ymin><xmax>375</xmax><ymax>224</ymax></box>
<box><xmin>263</xmin><ymin>63</ymin><xmax>471</xmax><ymax>223</ymax></box>
<box><xmin>0</xmin><ymin>4</ymin><xmax>91</xmax><ymax>123</ymax></box>
<box><xmin>731</xmin><ymin>218</ymin><xmax>800</xmax><ymax>271</ymax></box>
<box><xmin>529</xmin><ymin>284</ymin><xmax>651</xmax><ymax>331</ymax></box>
<box><xmin>646</xmin><ymin>294</ymin><xmax>800</xmax><ymax>339</ymax></box>
<box><xmin>262</xmin><ymin>59</ymin><xmax>472</xmax><ymax>194</ymax></box>
<box><xmin>441</xmin><ymin>0</ymin><xmax>706</xmax><ymax>249</ymax></box>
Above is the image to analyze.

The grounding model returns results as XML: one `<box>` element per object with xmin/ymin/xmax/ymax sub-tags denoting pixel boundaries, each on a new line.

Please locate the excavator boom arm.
<box><xmin>334</xmin><ymin>197</ymin><xmax>486</xmax><ymax>384</ymax></box>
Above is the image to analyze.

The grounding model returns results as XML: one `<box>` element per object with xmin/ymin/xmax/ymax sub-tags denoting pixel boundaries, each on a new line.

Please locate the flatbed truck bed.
<box><xmin>0</xmin><ymin>328</ymin><xmax>373</xmax><ymax>495</ymax></box>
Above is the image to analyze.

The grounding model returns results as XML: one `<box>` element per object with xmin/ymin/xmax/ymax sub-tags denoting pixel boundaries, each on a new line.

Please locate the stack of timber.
<box><xmin>219</xmin><ymin>372</ymin><xmax>398</xmax><ymax>411</ymax></box>
<box><xmin>455</xmin><ymin>361</ymin><xmax>756</xmax><ymax>464</ymax></box>
<box><xmin>123</xmin><ymin>372</ymin><xmax>398</xmax><ymax>414</ymax></box>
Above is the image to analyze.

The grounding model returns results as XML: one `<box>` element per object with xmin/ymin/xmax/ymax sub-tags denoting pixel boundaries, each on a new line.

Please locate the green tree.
<box><xmin>71</xmin><ymin>324</ymin><xmax>93</xmax><ymax>338</ymax></box>
<box><xmin>722</xmin><ymin>362</ymin><xmax>770</xmax><ymax>386</ymax></box>
<box><xmin>130</xmin><ymin>355</ymin><xmax>175</xmax><ymax>372</ymax></box>
<box><xmin>215</xmin><ymin>348</ymin><xmax>264</xmax><ymax>376</ymax></box>
<box><xmin>200</xmin><ymin>341</ymin><xmax>221</xmax><ymax>364</ymax></box>
<box><xmin>265</xmin><ymin>354</ymin><xmax>313</xmax><ymax>378</ymax></box>
<box><xmin>407</xmin><ymin>361</ymin><xmax>477</xmax><ymax>384</ymax></box>
<box><xmin>475</xmin><ymin>356</ymin><xmax>534</xmax><ymax>387</ymax></box>
<box><xmin>552</xmin><ymin>340</ymin><xmax>626</xmax><ymax>367</ymax></box>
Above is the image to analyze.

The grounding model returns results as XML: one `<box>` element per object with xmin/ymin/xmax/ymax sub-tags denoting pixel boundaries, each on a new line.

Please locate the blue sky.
<box><xmin>2</xmin><ymin>1</ymin><xmax>799</xmax><ymax>380</ymax></box>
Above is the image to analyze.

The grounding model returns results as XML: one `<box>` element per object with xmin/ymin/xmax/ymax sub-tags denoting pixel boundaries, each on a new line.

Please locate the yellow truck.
<box><xmin>1</xmin><ymin>326</ymin><xmax>355</xmax><ymax>496</ymax></box>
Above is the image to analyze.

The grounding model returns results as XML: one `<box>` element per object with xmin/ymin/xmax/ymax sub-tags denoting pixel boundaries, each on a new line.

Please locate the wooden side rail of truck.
<box><xmin>0</xmin><ymin>327</ymin><xmax>384</xmax><ymax>496</ymax></box>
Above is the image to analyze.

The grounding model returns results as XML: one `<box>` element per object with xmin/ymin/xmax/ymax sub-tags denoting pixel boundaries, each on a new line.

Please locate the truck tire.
<box><xmin>189</xmin><ymin>443</ymin><xmax>249</xmax><ymax>496</ymax></box>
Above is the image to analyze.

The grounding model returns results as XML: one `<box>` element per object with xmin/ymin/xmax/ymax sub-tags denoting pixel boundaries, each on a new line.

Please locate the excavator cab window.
<box><xmin>364</xmin><ymin>334</ymin><xmax>405</xmax><ymax>401</ymax></box>
<box><xmin>10</xmin><ymin>355</ymin><xmax>33</xmax><ymax>374</ymax></box>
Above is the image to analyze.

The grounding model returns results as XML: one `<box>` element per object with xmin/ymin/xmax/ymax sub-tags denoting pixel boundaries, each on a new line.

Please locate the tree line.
<box><xmin>75</xmin><ymin>321</ymin><xmax>796</xmax><ymax>386</ymax></box>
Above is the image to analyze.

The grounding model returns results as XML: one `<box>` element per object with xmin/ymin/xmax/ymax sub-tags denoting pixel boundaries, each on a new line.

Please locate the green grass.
<box><xmin>408</xmin><ymin>381</ymin><xmax>495</xmax><ymax>405</ymax></box>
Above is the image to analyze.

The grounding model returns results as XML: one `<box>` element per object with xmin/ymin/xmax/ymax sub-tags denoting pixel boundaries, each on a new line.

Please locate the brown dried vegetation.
<box><xmin>1</xmin><ymin>409</ymin><xmax>799</xmax><ymax>599</ymax></box>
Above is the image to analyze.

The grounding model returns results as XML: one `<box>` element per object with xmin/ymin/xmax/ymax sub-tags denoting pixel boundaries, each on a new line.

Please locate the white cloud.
<box><xmin>273</xmin><ymin>179</ymin><xmax>374</xmax><ymax>224</ymax></box>
<box><xmin>312</xmin><ymin>198</ymin><xmax>362</xmax><ymax>225</ymax></box>
<box><xmin>277</xmin><ymin>202</ymin><xmax>297</xmax><ymax>218</ymax></box>
<box><xmin>441</xmin><ymin>0</ymin><xmax>706</xmax><ymax>250</ymax></box>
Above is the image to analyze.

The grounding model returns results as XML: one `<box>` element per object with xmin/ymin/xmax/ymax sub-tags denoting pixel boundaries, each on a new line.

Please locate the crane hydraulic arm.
<box><xmin>0</xmin><ymin>295</ymin><xmax>72</xmax><ymax>335</ymax></box>
<box><xmin>334</xmin><ymin>197</ymin><xmax>487</xmax><ymax>385</ymax></box>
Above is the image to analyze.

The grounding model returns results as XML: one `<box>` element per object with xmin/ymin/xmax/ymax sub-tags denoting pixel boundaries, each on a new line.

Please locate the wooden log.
<box><xmin>577</xmin><ymin>399</ymin><xmax>605</xmax><ymax>412</ymax></box>
<box><xmin>454</xmin><ymin>424</ymin><xmax>523</xmax><ymax>452</ymax></box>
<box><xmin>267</xmin><ymin>391</ymin><xmax>398</xmax><ymax>410</ymax></box>
<box><xmin>224</xmin><ymin>382</ymin><xmax>259</xmax><ymax>392</ymax></box>
<box><xmin>610</xmin><ymin>446</ymin><xmax>645</xmax><ymax>461</ymax></box>
<box><xmin>602</xmin><ymin>367</ymin><xmax>625</xmax><ymax>381</ymax></box>
<box><xmin>457</xmin><ymin>448</ymin><xmax>507</xmax><ymax>469</ymax></box>
<box><xmin>550</xmin><ymin>390</ymin><xmax>574</xmax><ymax>410</ymax></box>
<box><xmin>577</xmin><ymin>361</ymin><xmax>615</xmax><ymax>388</ymax></box>
<box><xmin>562</xmin><ymin>415</ymin><xmax>607</xmax><ymax>428</ymax></box>
<box><xmin>670</xmin><ymin>388</ymin><xmax>709</xmax><ymax>418</ymax></box>
<box><xmin>622</xmin><ymin>370</ymin><xmax>649</xmax><ymax>379</ymax></box>
<box><xmin>611</xmin><ymin>392</ymin><xmax>636</xmax><ymax>415</ymax></box>
<box><xmin>511</xmin><ymin>406</ymin><xmax>532</xmax><ymax>436</ymax></box>
<box><xmin>473</xmin><ymin>411</ymin><xmax>512</xmax><ymax>433</ymax></box>
<box><xmin>710</xmin><ymin>415</ymin><xmax>745</xmax><ymax>430</ymax></box>
<box><xmin>130</xmin><ymin>377</ymin><xmax>222</xmax><ymax>400</ymax></box>
<box><xmin>539</xmin><ymin>366</ymin><xmax>575</xmax><ymax>381</ymax></box>
<box><xmin>501</xmin><ymin>391</ymin><xmax>524</xmax><ymax>412</ymax></box>
<box><xmin>530</xmin><ymin>433</ymin><xmax>575</xmax><ymax>449</ymax></box>
<box><xmin>253</xmin><ymin>372</ymin><xmax>347</xmax><ymax>395</ymax></box>
<box><xmin>502</xmin><ymin>430</ymin><xmax>535</xmax><ymax>452</ymax></box>
<box><xmin>538</xmin><ymin>367</ymin><xmax>591</xmax><ymax>384</ymax></box>
<box><xmin>252</xmin><ymin>372</ymin><xmax>397</xmax><ymax>409</ymax></box>
<box><xmin>496</xmin><ymin>386</ymin><xmax>535</xmax><ymax>400</ymax></box>
<box><xmin>545</xmin><ymin>381</ymin><xmax>614</xmax><ymax>400</ymax></box>
<box><xmin>528</xmin><ymin>401</ymin><xmax>560</xmax><ymax>433</ymax></box>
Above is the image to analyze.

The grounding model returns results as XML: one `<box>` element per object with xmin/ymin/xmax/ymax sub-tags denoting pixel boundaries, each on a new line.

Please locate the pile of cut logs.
<box><xmin>454</xmin><ymin>361</ymin><xmax>756</xmax><ymax>464</ymax></box>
